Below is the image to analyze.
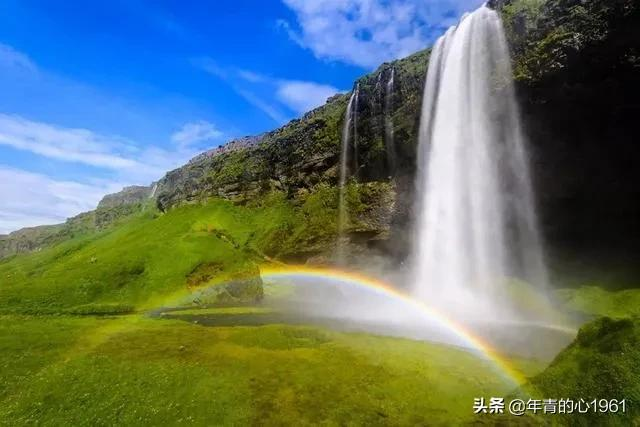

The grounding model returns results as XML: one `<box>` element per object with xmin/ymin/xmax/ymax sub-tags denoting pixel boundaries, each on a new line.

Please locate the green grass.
<box><xmin>556</xmin><ymin>286</ymin><xmax>640</xmax><ymax>319</ymax></box>
<box><xmin>520</xmin><ymin>317</ymin><xmax>640</xmax><ymax>425</ymax></box>
<box><xmin>0</xmin><ymin>314</ymin><xmax>545</xmax><ymax>426</ymax></box>
<box><xmin>0</xmin><ymin>202</ymin><xmax>261</xmax><ymax>314</ymax></box>
<box><xmin>0</xmin><ymin>196</ymin><xmax>309</xmax><ymax>314</ymax></box>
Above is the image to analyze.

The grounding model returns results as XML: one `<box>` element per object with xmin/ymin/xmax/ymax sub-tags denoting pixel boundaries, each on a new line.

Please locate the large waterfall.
<box><xmin>412</xmin><ymin>6</ymin><xmax>548</xmax><ymax>319</ymax></box>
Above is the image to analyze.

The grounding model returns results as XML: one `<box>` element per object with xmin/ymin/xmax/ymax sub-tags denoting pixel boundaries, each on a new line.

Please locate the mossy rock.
<box><xmin>190</xmin><ymin>264</ymin><xmax>264</xmax><ymax>305</ymax></box>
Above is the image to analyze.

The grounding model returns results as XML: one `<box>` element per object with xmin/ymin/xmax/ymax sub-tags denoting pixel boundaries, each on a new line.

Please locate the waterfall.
<box><xmin>412</xmin><ymin>6</ymin><xmax>548</xmax><ymax>320</ymax></box>
<box><xmin>352</xmin><ymin>85</ymin><xmax>360</xmax><ymax>177</ymax></box>
<box><xmin>384</xmin><ymin>67</ymin><xmax>397</xmax><ymax>175</ymax></box>
<box><xmin>337</xmin><ymin>84</ymin><xmax>359</xmax><ymax>262</ymax></box>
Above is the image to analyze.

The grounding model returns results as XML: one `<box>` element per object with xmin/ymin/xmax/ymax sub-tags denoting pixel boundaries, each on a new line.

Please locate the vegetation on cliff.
<box><xmin>154</xmin><ymin>50</ymin><xmax>429</xmax><ymax>213</ymax></box>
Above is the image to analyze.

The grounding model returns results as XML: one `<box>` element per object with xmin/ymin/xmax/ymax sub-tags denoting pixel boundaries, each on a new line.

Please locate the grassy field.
<box><xmin>0</xmin><ymin>314</ymin><xmax>545</xmax><ymax>426</ymax></box>
<box><xmin>1</xmin><ymin>196</ymin><xmax>639</xmax><ymax>425</ymax></box>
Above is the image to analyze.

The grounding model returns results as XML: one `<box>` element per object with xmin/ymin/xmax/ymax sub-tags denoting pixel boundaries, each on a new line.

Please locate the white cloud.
<box><xmin>0</xmin><ymin>166</ymin><xmax>122</xmax><ymax>234</ymax></box>
<box><xmin>235</xmin><ymin>88</ymin><xmax>289</xmax><ymax>124</ymax></box>
<box><xmin>0</xmin><ymin>113</ymin><xmax>199</xmax><ymax>182</ymax></box>
<box><xmin>237</xmin><ymin>69</ymin><xmax>267</xmax><ymax>83</ymax></box>
<box><xmin>194</xmin><ymin>57</ymin><xmax>228</xmax><ymax>79</ymax></box>
<box><xmin>0</xmin><ymin>113</ymin><xmax>204</xmax><ymax>194</ymax></box>
<box><xmin>195</xmin><ymin>58</ymin><xmax>290</xmax><ymax>124</ymax></box>
<box><xmin>171</xmin><ymin>120</ymin><xmax>223</xmax><ymax>148</ymax></box>
<box><xmin>0</xmin><ymin>42</ymin><xmax>37</xmax><ymax>72</ymax></box>
<box><xmin>279</xmin><ymin>0</ymin><xmax>483</xmax><ymax>68</ymax></box>
<box><xmin>276</xmin><ymin>80</ymin><xmax>339</xmax><ymax>113</ymax></box>
<box><xmin>195</xmin><ymin>58</ymin><xmax>341</xmax><ymax>119</ymax></box>
<box><xmin>0</xmin><ymin>113</ymin><xmax>140</xmax><ymax>169</ymax></box>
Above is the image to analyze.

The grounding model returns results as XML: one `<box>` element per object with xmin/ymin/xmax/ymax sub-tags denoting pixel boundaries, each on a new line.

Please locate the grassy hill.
<box><xmin>0</xmin><ymin>199</ymin><xmax>274</xmax><ymax>314</ymax></box>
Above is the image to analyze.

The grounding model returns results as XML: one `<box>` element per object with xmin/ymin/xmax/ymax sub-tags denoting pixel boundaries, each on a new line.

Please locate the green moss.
<box><xmin>206</xmin><ymin>149</ymin><xmax>265</xmax><ymax>188</ymax></box>
<box><xmin>521</xmin><ymin>317</ymin><xmax>640</xmax><ymax>425</ymax></box>
<box><xmin>502</xmin><ymin>0</ymin><xmax>546</xmax><ymax>49</ymax></box>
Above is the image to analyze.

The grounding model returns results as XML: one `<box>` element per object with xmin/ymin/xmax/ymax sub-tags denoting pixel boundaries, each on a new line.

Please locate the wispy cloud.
<box><xmin>195</xmin><ymin>57</ymin><xmax>290</xmax><ymax>124</ymax></box>
<box><xmin>171</xmin><ymin>120</ymin><xmax>224</xmax><ymax>149</ymax></box>
<box><xmin>0</xmin><ymin>166</ymin><xmax>122</xmax><ymax>234</ymax></box>
<box><xmin>235</xmin><ymin>88</ymin><xmax>290</xmax><ymax>124</ymax></box>
<box><xmin>0</xmin><ymin>42</ymin><xmax>37</xmax><ymax>72</ymax></box>
<box><xmin>0</xmin><ymin>113</ymin><xmax>201</xmax><ymax>185</ymax></box>
<box><xmin>195</xmin><ymin>58</ymin><xmax>341</xmax><ymax>120</ymax></box>
<box><xmin>276</xmin><ymin>80</ymin><xmax>340</xmax><ymax>113</ymax></box>
<box><xmin>237</xmin><ymin>69</ymin><xmax>268</xmax><ymax>83</ymax></box>
<box><xmin>0</xmin><ymin>113</ymin><xmax>140</xmax><ymax>169</ymax></box>
<box><xmin>279</xmin><ymin>0</ymin><xmax>483</xmax><ymax>68</ymax></box>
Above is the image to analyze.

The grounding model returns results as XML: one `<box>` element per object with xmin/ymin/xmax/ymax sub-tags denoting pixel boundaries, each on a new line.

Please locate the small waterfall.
<box><xmin>384</xmin><ymin>67</ymin><xmax>397</xmax><ymax>175</ymax></box>
<box><xmin>149</xmin><ymin>183</ymin><xmax>158</xmax><ymax>199</ymax></box>
<box><xmin>352</xmin><ymin>84</ymin><xmax>360</xmax><ymax>177</ymax></box>
<box><xmin>337</xmin><ymin>84</ymin><xmax>360</xmax><ymax>263</ymax></box>
<box><xmin>411</xmin><ymin>6</ymin><xmax>548</xmax><ymax>321</ymax></box>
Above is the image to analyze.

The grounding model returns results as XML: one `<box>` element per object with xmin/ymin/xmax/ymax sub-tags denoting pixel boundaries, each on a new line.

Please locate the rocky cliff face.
<box><xmin>501</xmin><ymin>0</ymin><xmax>640</xmax><ymax>255</ymax></box>
<box><xmin>0</xmin><ymin>211</ymin><xmax>95</xmax><ymax>259</ymax></box>
<box><xmin>154</xmin><ymin>50</ymin><xmax>429</xmax><ymax>213</ymax></box>
<box><xmin>97</xmin><ymin>185</ymin><xmax>153</xmax><ymax>209</ymax></box>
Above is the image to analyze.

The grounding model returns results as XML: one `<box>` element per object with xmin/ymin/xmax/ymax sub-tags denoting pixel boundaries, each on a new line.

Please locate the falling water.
<box><xmin>352</xmin><ymin>85</ymin><xmax>360</xmax><ymax>177</ymax></box>
<box><xmin>337</xmin><ymin>85</ymin><xmax>360</xmax><ymax>262</ymax></box>
<box><xmin>412</xmin><ymin>6</ymin><xmax>548</xmax><ymax>320</ymax></box>
<box><xmin>149</xmin><ymin>183</ymin><xmax>158</xmax><ymax>199</ymax></box>
<box><xmin>384</xmin><ymin>67</ymin><xmax>397</xmax><ymax>175</ymax></box>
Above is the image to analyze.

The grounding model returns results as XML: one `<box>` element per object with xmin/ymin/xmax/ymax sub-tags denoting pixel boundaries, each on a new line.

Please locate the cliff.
<box><xmin>503</xmin><ymin>0</ymin><xmax>640</xmax><ymax>255</ymax></box>
<box><xmin>154</xmin><ymin>49</ymin><xmax>428</xmax><ymax>211</ymax></box>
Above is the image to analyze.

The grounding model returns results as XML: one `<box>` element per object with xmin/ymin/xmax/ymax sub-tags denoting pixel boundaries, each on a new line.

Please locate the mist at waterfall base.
<box><xmin>266</xmin><ymin>6</ymin><xmax>572</xmax><ymax>357</ymax></box>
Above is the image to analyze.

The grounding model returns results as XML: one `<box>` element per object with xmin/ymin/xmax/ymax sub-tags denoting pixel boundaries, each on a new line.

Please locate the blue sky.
<box><xmin>0</xmin><ymin>0</ymin><xmax>482</xmax><ymax>233</ymax></box>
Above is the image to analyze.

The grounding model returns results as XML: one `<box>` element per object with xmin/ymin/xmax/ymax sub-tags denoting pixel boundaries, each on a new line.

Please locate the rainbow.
<box><xmin>260</xmin><ymin>264</ymin><xmax>529</xmax><ymax>386</ymax></box>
